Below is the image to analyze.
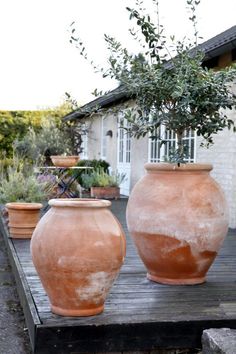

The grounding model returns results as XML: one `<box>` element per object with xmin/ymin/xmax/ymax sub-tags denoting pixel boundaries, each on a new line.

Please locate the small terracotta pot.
<box><xmin>6</xmin><ymin>202</ymin><xmax>43</xmax><ymax>239</ymax></box>
<box><xmin>50</xmin><ymin>155</ymin><xmax>80</xmax><ymax>167</ymax></box>
<box><xmin>126</xmin><ymin>163</ymin><xmax>229</xmax><ymax>285</ymax></box>
<box><xmin>91</xmin><ymin>186</ymin><xmax>120</xmax><ymax>199</ymax></box>
<box><xmin>31</xmin><ymin>198</ymin><xmax>126</xmax><ymax>316</ymax></box>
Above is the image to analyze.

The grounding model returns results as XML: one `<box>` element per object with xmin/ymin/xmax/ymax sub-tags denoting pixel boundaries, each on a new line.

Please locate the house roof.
<box><xmin>198</xmin><ymin>25</ymin><xmax>236</xmax><ymax>60</ymax></box>
<box><xmin>64</xmin><ymin>25</ymin><xmax>236</xmax><ymax>122</ymax></box>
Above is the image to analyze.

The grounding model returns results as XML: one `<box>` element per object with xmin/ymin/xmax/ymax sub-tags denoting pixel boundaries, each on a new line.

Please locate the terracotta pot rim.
<box><xmin>91</xmin><ymin>186</ymin><xmax>120</xmax><ymax>189</ymax></box>
<box><xmin>144</xmin><ymin>162</ymin><xmax>213</xmax><ymax>172</ymax></box>
<box><xmin>48</xmin><ymin>198</ymin><xmax>111</xmax><ymax>208</ymax></box>
<box><xmin>6</xmin><ymin>202</ymin><xmax>43</xmax><ymax>210</ymax></box>
<box><xmin>50</xmin><ymin>155</ymin><xmax>80</xmax><ymax>159</ymax></box>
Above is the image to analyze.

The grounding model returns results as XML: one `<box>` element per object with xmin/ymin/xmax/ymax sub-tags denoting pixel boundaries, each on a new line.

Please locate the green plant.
<box><xmin>77</xmin><ymin>159</ymin><xmax>110</xmax><ymax>171</ymax></box>
<box><xmin>0</xmin><ymin>160</ymin><xmax>47</xmax><ymax>204</ymax></box>
<box><xmin>0</xmin><ymin>110</ymin><xmax>48</xmax><ymax>158</ymax></box>
<box><xmin>70</xmin><ymin>0</ymin><xmax>236</xmax><ymax>163</ymax></box>
<box><xmin>73</xmin><ymin>159</ymin><xmax>110</xmax><ymax>184</ymax></box>
<box><xmin>81</xmin><ymin>169</ymin><xmax>125</xmax><ymax>189</ymax></box>
<box><xmin>14</xmin><ymin>119</ymin><xmax>75</xmax><ymax>165</ymax></box>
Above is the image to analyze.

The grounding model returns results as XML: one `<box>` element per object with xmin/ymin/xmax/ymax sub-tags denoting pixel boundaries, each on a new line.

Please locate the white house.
<box><xmin>64</xmin><ymin>26</ymin><xmax>236</xmax><ymax>228</ymax></box>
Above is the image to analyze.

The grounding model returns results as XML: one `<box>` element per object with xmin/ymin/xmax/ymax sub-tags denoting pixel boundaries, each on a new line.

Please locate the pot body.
<box><xmin>91</xmin><ymin>187</ymin><xmax>120</xmax><ymax>199</ymax></box>
<box><xmin>6</xmin><ymin>202</ymin><xmax>43</xmax><ymax>238</ymax></box>
<box><xmin>126</xmin><ymin>163</ymin><xmax>229</xmax><ymax>285</ymax></box>
<box><xmin>50</xmin><ymin>155</ymin><xmax>80</xmax><ymax>167</ymax></box>
<box><xmin>31</xmin><ymin>198</ymin><xmax>126</xmax><ymax>316</ymax></box>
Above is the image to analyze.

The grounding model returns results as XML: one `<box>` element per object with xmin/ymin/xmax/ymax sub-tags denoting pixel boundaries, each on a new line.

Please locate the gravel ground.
<box><xmin>0</xmin><ymin>229</ymin><xmax>32</xmax><ymax>354</ymax></box>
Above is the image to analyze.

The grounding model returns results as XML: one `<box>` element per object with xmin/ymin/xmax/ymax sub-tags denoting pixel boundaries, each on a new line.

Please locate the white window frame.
<box><xmin>118</xmin><ymin>116</ymin><xmax>131</xmax><ymax>164</ymax></box>
<box><xmin>80</xmin><ymin>126</ymin><xmax>88</xmax><ymax>159</ymax></box>
<box><xmin>148</xmin><ymin>125</ymin><xmax>196</xmax><ymax>163</ymax></box>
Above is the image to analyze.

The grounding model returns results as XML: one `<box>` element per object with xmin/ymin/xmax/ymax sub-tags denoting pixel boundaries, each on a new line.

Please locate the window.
<box><xmin>118</xmin><ymin>117</ymin><xmax>131</xmax><ymax>164</ymax></box>
<box><xmin>149</xmin><ymin>125</ymin><xmax>195</xmax><ymax>163</ymax></box>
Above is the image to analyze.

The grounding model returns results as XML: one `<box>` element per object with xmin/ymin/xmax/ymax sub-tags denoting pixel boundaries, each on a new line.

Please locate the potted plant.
<box><xmin>0</xmin><ymin>161</ymin><xmax>46</xmax><ymax>238</ymax></box>
<box><xmin>81</xmin><ymin>169</ymin><xmax>126</xmax><ymax>199</ymax></box>
<box><xmin>71</xmin><ymin>0</ymin><xmax>236</xmax><ymax>284</ymax></box>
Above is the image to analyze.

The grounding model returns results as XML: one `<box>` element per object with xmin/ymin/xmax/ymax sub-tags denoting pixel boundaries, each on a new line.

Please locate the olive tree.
<box><xmin>70</xmin><ymin>0</ymin><xmax>236</xmax><ymax>162</ymax></box>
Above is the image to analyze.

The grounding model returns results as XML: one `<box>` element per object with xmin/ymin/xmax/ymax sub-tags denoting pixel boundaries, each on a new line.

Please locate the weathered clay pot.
<box><xmin>6</xmin><ymin>202</ymin><xmax>43</xmax><ymax>239</ymax></box>
<box><xmin>50</xmin><ymin>155</ymin><xmax>80</xmax><ymax>167</ymax></box>
<box><xmin>91</xmin><ymin>186</ymin><xmax>120</xmax><ymax>199</ymax></box>
<box><xmin>31</xmin><ymin>198</ymin><xmax>126</xmax><ymax>316</ymax></box>
<box><xmin>126</xmin><ymin>163</ymin><xmax>229</xmax><ymax>285</ymax></box>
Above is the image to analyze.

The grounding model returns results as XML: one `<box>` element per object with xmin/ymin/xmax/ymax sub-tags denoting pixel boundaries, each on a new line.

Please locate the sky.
<box><xmin>0</xmin><ymin>0</ymin><xmax>236</xmax><ymax>111</ymax></box>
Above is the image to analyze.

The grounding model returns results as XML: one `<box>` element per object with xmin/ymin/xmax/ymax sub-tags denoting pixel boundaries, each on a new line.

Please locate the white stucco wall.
<box><xmin>85</xmin><ymin>111</ymin><xmax>118</xmax><ymax>172</ymax></box>
<box><xmin>196</xmin><ymin>108</ymin><xmax>236</xmax><ymax>228</ymax></box>
<box><xmin>85</xmin><ymin>116</ymin><xmax>101</xmax><ymax>160</ymax></box>
<box><xmin>130</xmin><ymin>136</ymin><xmax>148</xmax><ymax>191</ymax></box>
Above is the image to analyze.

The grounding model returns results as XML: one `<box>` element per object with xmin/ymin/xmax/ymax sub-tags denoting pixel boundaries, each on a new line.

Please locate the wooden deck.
<box><xmin>1</xmin><ymin>199</ymin><xmax>236</xmax><ymax>354</ymax></box>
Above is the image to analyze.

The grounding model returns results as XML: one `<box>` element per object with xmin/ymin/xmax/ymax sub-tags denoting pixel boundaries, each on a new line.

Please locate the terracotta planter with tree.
<box><xmin>70</xmin><ymin>0</ymin><xmax>236</xmax><ymax>284</ymax></box>
<box><xmin>127</xmin><ymin>163</ymin><xmax>228</xmax><ymax>284</ymax></box>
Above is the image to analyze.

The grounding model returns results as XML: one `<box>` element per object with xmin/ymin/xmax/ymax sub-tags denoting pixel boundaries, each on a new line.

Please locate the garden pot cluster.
<box><xmin>3</xmin><ymin>162</ymin><xmax>229</xmax><ymax>318</ymax></box>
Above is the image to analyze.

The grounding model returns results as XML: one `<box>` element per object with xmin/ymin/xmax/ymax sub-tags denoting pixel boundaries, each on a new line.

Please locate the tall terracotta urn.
<box><xmin>31</xmin><ymin>198</ymin><xmax>126</xmax><ymax>316</ymax></box>
<box><xmin>126</xmin><ymin>163</ymin><xmax>228</xmax><ymax>285</ymax></box>
<box><xmin>6</xmin><ymin>202</ymin><xmax>43</xmax><ymax>238</ymax></box>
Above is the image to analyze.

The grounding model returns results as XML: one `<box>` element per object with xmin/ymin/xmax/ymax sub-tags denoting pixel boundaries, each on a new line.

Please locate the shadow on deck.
<box><xmin>0</xmin><ymin>199</ymin><xmax>236</xmax><ymax>354</ymax></box>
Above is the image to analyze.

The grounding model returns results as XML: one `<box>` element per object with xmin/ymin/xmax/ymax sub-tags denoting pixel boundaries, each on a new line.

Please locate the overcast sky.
<box><xmin>0</xmin><ymin>0</ymin><xmax>236</xmax><ymax>110</ymax></box>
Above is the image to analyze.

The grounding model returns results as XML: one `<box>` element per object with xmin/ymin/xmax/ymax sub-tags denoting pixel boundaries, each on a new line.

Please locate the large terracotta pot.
<box><xmin>6</xmin><ymin>202</ymin><xmax>43</xmax><ymax>239</ymax></box>
<box><xmin>31</xmin><ymin>198</ymin><xmax>126</xmax><ymax>316</ymax></box>
<box><xmin>126</xmin><ymin>163</ymin><xmax>229</xmax><ymax>285</ymax></box>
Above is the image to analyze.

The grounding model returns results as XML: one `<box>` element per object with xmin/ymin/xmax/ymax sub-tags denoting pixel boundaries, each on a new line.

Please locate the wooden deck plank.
<box><xmin>1</xmin><ymin>199</ymin><xmax>236</xmax><ymax>353</ymax></box>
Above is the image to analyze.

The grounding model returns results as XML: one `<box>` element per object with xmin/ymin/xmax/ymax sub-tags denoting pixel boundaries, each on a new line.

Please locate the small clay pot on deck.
<box><xmin>6</xmin><ymin>202</ymin><xmax>43</xmax><ymax>239</ymax></box>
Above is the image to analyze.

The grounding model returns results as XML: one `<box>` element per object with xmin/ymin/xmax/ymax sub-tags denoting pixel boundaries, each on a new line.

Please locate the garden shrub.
<box><xmin>74</xmin><ymin>159</ymin><xmax>110</xmax><ymax>184</ymax></box>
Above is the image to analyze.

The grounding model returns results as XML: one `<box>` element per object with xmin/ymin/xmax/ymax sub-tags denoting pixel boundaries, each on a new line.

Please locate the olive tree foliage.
<box><xmin>69</xmin><ymin>0</ymin><xmax>236</xmax><ymax>163</ymax></box>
